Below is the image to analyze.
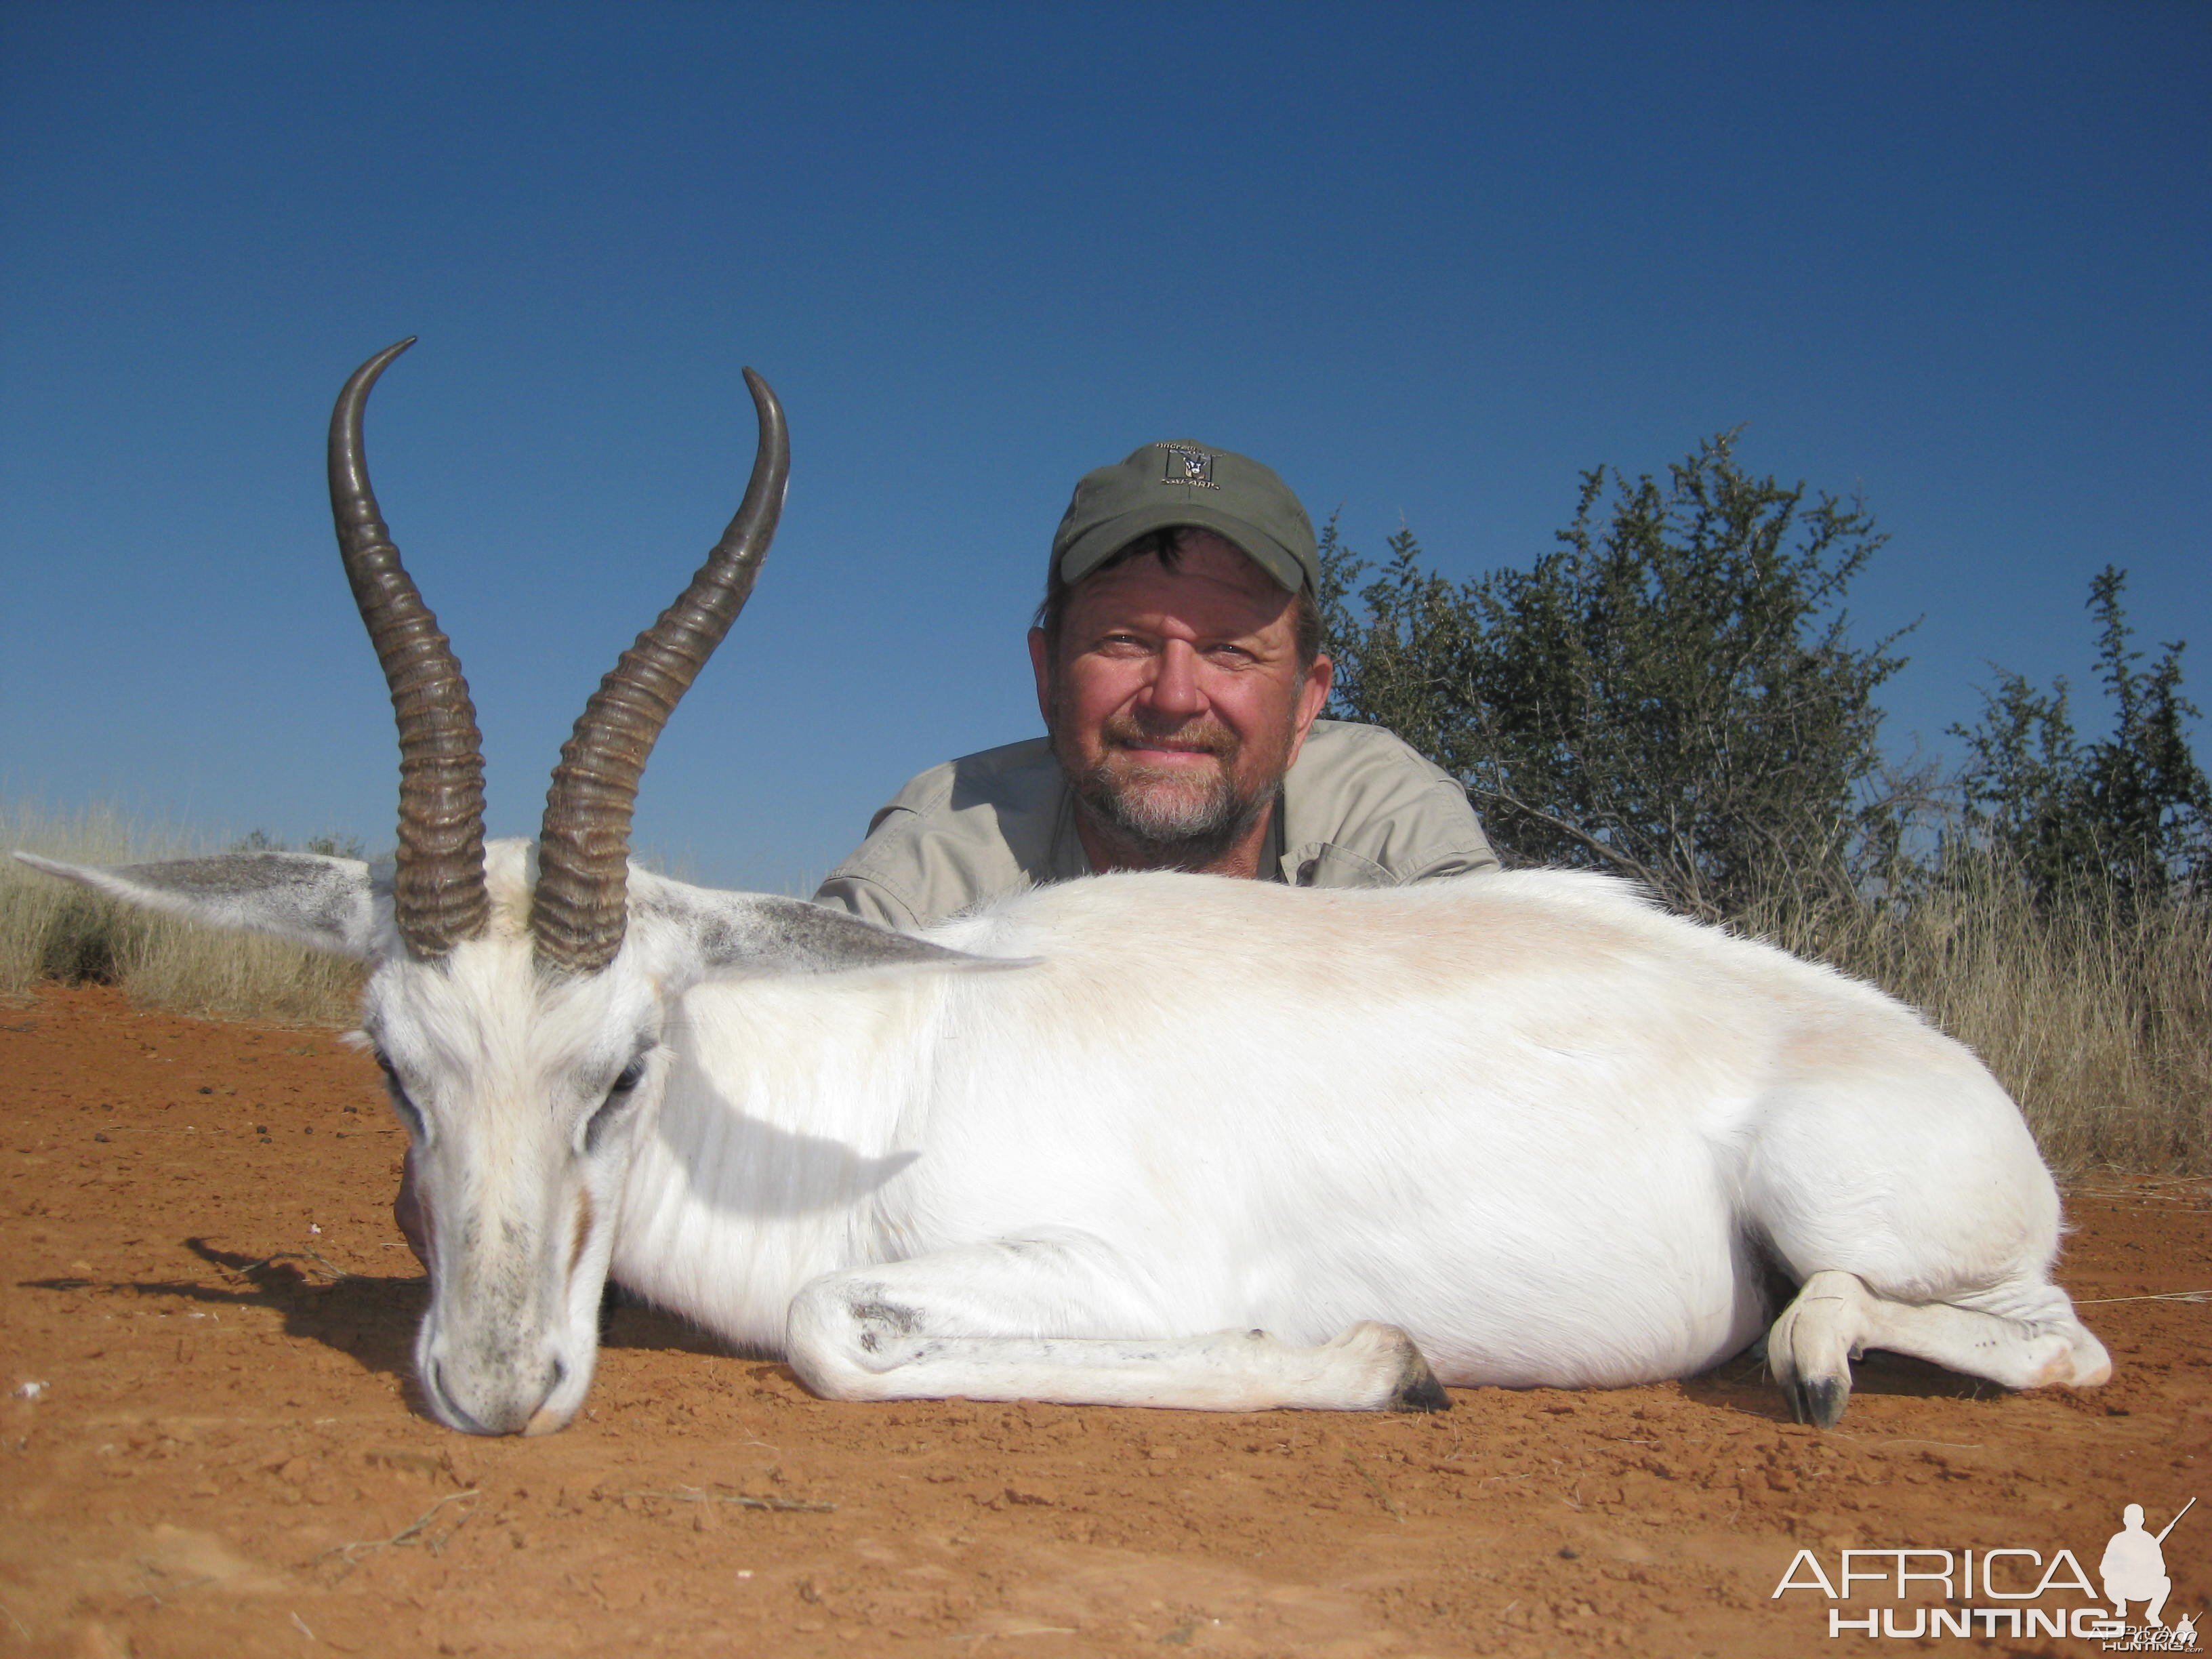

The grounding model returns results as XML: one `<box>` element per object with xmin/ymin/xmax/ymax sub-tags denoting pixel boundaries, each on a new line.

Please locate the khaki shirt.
<box><xmin>814</xmin><ymin>718</ymin><xmax>1500</xmax><ymax>932</ymax></box>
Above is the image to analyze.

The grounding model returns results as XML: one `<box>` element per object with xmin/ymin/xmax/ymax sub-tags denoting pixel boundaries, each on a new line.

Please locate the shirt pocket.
<box><xmin>1283</xmin><ymin>842</ymin><xmax>1393</xmax><ymax>890</ymax></box>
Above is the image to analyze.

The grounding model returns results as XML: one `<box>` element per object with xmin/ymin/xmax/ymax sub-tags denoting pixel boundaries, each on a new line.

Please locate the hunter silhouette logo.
<box><xmin>2103</xmin><ymin>1498</ymin><xmax>2194</xmax><ymax>1634</ymax></box>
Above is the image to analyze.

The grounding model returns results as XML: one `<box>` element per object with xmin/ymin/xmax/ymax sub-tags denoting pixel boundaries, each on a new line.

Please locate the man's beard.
<box><xmin>1057</xmin><ymin>707</ymin><xmax>1278</xmax><ymax>871</ymax></box>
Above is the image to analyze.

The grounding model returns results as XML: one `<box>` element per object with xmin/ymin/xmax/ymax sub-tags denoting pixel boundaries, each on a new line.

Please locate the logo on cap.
<box><xmin>1159</xmin><ymin>445</ymin><xmax>1218</xmax><ymax>489</ymax></box>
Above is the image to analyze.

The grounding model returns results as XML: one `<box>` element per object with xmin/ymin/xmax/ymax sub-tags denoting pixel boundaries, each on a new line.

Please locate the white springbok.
<box><xmin>18</xmin><ymin>342</ymin><xmax>2110</xmax><ymax>1437</ymax></box>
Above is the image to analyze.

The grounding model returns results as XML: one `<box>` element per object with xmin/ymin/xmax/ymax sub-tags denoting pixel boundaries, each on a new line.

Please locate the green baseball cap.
<box><xmin>1050</xmin><ymin>440</ymin><xmax>1319</xmax><ymax>593</ymax></box>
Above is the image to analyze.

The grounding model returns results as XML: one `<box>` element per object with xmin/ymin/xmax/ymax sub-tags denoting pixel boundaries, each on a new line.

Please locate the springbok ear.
<box><xmin>12</xmin><ymin>851</ymin><xmax>380</xmax><ymax>959</ymax></box>
<box><xmin>637</xmin><ymin>884</ymin><xmax>1020</xmax><ymax>981</ymax></box>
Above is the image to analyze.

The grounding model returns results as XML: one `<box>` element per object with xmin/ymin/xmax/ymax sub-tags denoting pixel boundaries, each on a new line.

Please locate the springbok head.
<box><xmin>18</xmin><ymin>342</ymin><xmax>981</xmax><ymax>1434</ymax></box>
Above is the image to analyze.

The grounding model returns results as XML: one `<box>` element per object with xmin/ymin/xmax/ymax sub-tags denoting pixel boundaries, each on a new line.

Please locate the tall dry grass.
<box><xmin>1745</xmin><ymin>855</ymin><xmax>2212</xmax><ymax>1176</ymax></box>
<box><xmin>1</xmin><ymin>800</ymin><xmax>363</xmax><ymax>1026</ymax></box>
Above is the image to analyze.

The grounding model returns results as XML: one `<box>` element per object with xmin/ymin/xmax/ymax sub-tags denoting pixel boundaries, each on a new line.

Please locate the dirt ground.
<box><xmin>1</xmin><ymin>983</ymin><xmax>2206</xmax><ymax>1658</ymax></box>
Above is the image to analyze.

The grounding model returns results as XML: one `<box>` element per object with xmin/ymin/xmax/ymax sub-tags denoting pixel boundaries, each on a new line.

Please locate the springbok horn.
<box><xmin>531</xmin><ymin>369</ymin><xmax>789</xmax><ymax>974</ymax></box>
<box><xmin>329</xmin><ymin>337</ymin><xmax>491</xmax><ymax>959</ymax></box>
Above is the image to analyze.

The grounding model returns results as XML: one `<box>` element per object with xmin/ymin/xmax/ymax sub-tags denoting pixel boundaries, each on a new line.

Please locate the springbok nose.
<box><xmin>523</xmin><ymin>1357</ymin><xmax>573</xmax><ymax>1437</ymax></box>
<box><xmin>422</xmin><ymin>1358</ymin><xmax>498</xmax><ymax>1436</ymax></box>
<box><xmin>423</xmin><ymin>1353</ymin><xmax>566</xmax><ymax>1437</ymax></box>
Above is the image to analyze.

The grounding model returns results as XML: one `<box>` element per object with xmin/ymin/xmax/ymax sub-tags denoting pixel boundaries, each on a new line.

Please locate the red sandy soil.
<box><xmin>1</xmin><ymin>982</ymin><xmax>2206</xmax><ymax>1658</ymax></box>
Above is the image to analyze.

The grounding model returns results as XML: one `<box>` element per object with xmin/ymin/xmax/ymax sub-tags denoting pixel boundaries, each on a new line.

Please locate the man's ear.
<box><xmin>636</xmin><ymin>882</ymin><xmax>1025</xmax><ymax>981</ymax></box>
<box><xmin>12</xmin><ymin>851</ymin><xmax>380</xmax><ymax>958</ymax></box>
<box><xmin>1027</xmin><ymin>626</ymin><xmax>1054</xmax><ymax>729</ymax></box>
<box><xmin>1285</xmin><ymin>651</ymin><xmax>1335</xmax><ymax>769</ymax></box>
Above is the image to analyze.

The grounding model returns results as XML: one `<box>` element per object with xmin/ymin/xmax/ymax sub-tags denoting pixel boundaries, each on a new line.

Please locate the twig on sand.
<box><xmin>129</xmin><ymin>1559</ymin><xmax>214</xmax><ymax>1608</ymax></box>
<box><xmin>211</xmin><ymin>1248</ymin><xmax>352</xmax><ymax>1286</ymax></box>
<box><xmin>2069</xmin><ymin>1181</ymin><xmax>2211</xmax><ymax>1203</ymax></box>
<box><xmin>1343</xmin><ymin>1451</ymin><xmax>1404</xmax><ymax>1521</ymax></box>
<box><xmin>619</xmin><ymin>1486</ymin><xmax>835</xmax><ymax>1514</ymax></box>
<box><xmin>0</xmin><ymin>1597</ymin><xmax>29</xmax><ymax>1639</ymax></box>
<box><xmin>1826</xmin><ymin>1433</ymin><xmax>1985</xmax><ymax>1450</ymax></box>
<box><xmin>316</xmin><ymin>1488</ymin><xmax>480</xmax><ymax>1576</ymax></box>
<box><xmin>2074</xmin><ymin>1290</ymin><xmax>2210</xmax><ymax>1305</ymax></box>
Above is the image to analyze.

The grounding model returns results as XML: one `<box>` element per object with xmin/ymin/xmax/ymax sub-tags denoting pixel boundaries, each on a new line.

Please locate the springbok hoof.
<box><xmin>1786</xmin><ymin>1374</ymin><xmax>1850</xmax><ymax>1429</ymax></box>
<box><xmin>1389</xmin><ymin>1361</ymin><xmax>1452</xmax><ymax>1414</ymax></box>
<box><xmin>1383</xmin><ymin>1335</ymin><xmax>1451</xmax><ymax>1413</ymax></box>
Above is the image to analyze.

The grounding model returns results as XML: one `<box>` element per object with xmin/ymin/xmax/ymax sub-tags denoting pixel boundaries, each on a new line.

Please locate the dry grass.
<box><xmin>1</xmin><ymin>799</ymin><xmax>363</xmax><ymax>1026</ymax></box>
<box><xmin>1748</xmin><ymin>857</ymin><xmax>2212</xmax><ymax>1176</ymax></box>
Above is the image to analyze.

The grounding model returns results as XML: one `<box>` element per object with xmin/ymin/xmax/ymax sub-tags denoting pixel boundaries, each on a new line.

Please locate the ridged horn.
<box><xmin>531</xmin><ymin>369</ymin><xmax>789</xmax><ymax>974</ymax></box>
<box><xmin>329</xmin><ymin>337</ymin><xmax>490</xmax><ymax>958</ymax></box>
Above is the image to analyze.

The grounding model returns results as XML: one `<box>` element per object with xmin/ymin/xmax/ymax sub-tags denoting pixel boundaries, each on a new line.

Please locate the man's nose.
<box><xmin>1143</xmin><ymin>640</ymin><xmax>1206</xmax><ymax>718</ymax></box>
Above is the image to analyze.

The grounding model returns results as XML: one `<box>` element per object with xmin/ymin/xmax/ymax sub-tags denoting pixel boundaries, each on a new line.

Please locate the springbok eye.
<box><xmin>374</xmin><ymin>1051</ymin><xmax>426</xmax><ymax>1140</ymax></box>
<box><xmin>583</xmin><ymin>1057</ymin><xmax>649</xmax><ymax>1154</ymax></box>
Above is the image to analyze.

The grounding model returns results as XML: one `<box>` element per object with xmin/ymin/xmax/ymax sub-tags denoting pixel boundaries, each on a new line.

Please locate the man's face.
<box><xmin>1029</xmin><ymin>531</ymin><xmax>1333</xmax><ymax>865</ymax></box>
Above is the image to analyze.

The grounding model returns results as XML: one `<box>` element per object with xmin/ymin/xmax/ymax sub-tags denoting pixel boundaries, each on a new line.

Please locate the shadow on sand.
<box><xmin>18</xmin><ymin>1237</ymin><xmax>745</xmax><ymax>1387</ymax></box>
<box><xmin>1682</xmin><ymin>1345</ymin><xmax>1999</xmax><ymax>1422</ymax></box>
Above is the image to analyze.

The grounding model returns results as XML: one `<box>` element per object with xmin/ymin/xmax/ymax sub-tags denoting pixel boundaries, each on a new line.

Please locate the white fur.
<box><xmin>15</xmin><ymin>840</ymin><xmax>2110</xmax><ymax>1431</ymax></box>
<box><xmin>614</xmin><ymin>864</ymin><xmax>2106</xmax><ymax>1422</ymax></box>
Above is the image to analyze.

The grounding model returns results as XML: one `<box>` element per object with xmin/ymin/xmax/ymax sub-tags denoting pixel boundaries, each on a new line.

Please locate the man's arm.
<box><xmin>1393</xmin><ymin>791</ymin><xmax>1502</xmax><ymax>882</ymax></box>
<box><xmin>1281</xmin><ymin>720</ymin><xmax>1503</xmax><ymax>888</ymax></box>
<box><xmin>1372</xmin><ymin>771</ymin><xmax>1502</xmax><ymax>882</ymax></box>
<box><xmin>811</xmin><ymin>741</ymin><xmax>1065</xmax><ymax>932</ymax></box>
<box><xmin>813</xmin><ymin>865</ymin><xmax>923</xmax><ymax>932</ymax></box>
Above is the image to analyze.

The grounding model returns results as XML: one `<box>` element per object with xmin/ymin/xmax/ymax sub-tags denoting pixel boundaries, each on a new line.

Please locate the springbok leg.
<box><xmin>784</xmin><ymin>1235</ymin><xmax>1448</xmax><ymax>1412</ymax></box>
<box><xmin>1767</xmin><ymin>1269</ymin><xmax>2111</xmax><ymax>1427</ymax></box>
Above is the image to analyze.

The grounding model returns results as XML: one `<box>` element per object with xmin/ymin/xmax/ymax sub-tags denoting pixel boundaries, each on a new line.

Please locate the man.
<box><xmin>815</xmin><ymin>438</ymin><xmax>1499</xmax><ymax>928</ymax></box>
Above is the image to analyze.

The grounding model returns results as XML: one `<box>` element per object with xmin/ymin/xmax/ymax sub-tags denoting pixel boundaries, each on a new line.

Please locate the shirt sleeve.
<box><xmin>1281</xmin><ymin>721</ymin><xmax>1504</xmax><ymax>887</ymax></box>
<box><xmin>1393</xmin><ymin>781</ymin><xmax>1503</xmax><ymax>881</ymax></box>
<box><xmin>811</xmin><ymin>867</ymin><xmax>924</xmax><ymax>932</ymax></box>
<box><xmin>813</xmin><ymin>802</ymin><xmax>930</xmax><ymax>930</ymax></box>
<box><xmin>811</xmin><ymin>742</ymin><xmax>1063</xmax><ymax>931</ymax></box>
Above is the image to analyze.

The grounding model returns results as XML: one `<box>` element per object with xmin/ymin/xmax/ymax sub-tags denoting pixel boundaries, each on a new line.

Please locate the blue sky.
<box><xmin>3</xmin><ymin>2</ymin><xmax>2205</xmax><ymax>892</ymax></box>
